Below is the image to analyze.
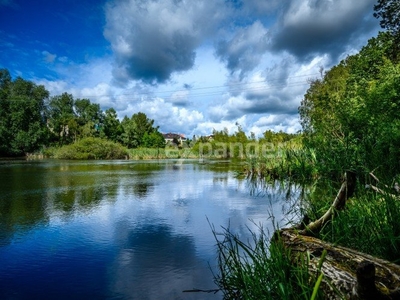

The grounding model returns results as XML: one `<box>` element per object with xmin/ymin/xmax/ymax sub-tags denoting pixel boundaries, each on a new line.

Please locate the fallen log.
<box><xmin>274</xmin><ymin>171</ymin><xmax>400</xmax><ymax>299</ymax></box>
<box><xmin>275</xmin><ymin>229</ymin><xmax>400</xmax><ymax>299</ymax></box>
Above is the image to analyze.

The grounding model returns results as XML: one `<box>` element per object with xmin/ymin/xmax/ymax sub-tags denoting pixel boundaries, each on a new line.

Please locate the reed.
<box><xmin>316</xmin><ymin>180</ymin><xmax>400</xmax><ymax>263</ymax></box>
<box><xmin>211</xmin><ymin>222</ymin><xmax>325</xmax><ymax>299</ymax></box>
<box><xmin>127</xmin><ymin>147</ymin><xmax>198</xmax><ymax>160</ymax></box>
<box><xmin>244</xmin><ymin>146</ymin><xmax>318</xmax><ymax>182</ymax></box>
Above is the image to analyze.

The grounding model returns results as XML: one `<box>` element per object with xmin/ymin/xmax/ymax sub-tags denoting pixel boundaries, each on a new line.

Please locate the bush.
<box><xmin>50</xmin><ymin>137</ymin><xmax>128</xmax><ymax>159</ymax></box>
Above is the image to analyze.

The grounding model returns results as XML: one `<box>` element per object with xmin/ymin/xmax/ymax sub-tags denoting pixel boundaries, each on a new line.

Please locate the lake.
<box><xmin>0</xmin><ymin>159</ymin><xmax>301</xmax><ymax>300</ymax></box>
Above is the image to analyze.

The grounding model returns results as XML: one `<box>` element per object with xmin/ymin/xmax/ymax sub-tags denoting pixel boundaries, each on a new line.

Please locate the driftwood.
<box><xmin>277</xmin><ymin>229</ymin><xmax>400</xmax><ymax>299</ymax></box>
<box><xmin>275</xmin><ymin>171</ymin><xmax>400</xmax><ymax>299</ymax></box>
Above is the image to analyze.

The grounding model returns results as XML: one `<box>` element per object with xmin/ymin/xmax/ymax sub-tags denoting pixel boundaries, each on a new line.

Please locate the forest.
<box><xmin>0</xmin><ymin>73</ymin><xmax>165</xmax><ymax>157</ymax></box>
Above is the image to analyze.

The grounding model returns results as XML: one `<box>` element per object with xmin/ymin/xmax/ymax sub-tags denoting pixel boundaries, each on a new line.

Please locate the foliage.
<box><xmin>142</xmin><ymin>131</ymin><xmax>166</xmax><ymax>148</ymax></box>
<box><xmin>299</xmin><ymin>32</ymin><xmax>400</xmax><ymax>179</ymax></box>
<box><xmin>244</xmin><ymin>146</ymin><xmax>318</xmax><ymax>183</ymax></box>
<box><xmin>0</xmin><ymin>69</ymin><xmax>50</xmax><ymax>156</ymax></box>
<box><xmin>127</xmin><ymin>147</ymin><xmax>197</xmax><ymax>160</ymax></box>
<box><xmin>191</xmin><ymin>126</ymin><xmax>301</xmax><ymax>159</ymax></box>
<box><xmin>314</xmin><ymin>182</ymin><xmax>400</xmax><ymax>263</ymax></box>
<box><xmin>47</xmin><ymin>93</ymin><xmax>104</xmax><ymax>145</ymax></box>
<box><xmin>120</xmin><ymin>112</ymin><xmax>162</xmax><ymax>148</ymax></box>
<box><xmin>102</xmin><ymin>108</ymin><xmax>123</xmax><ymax>142</ymax></box>
<box><xmin>0</xmin><ymin>69</ymin><xmax>167</xmax><ymax>157</ymax></box>
<box><xmin>49</xmin><ymin>137</ymin><xmax>128</xmax><ymax>160</ymax></box>
<box><xmin>297</xmin><ymin>176</ymin><xmax>400</xmax><ymax>264</ymax></box>
<box><xmin>374</xmin><ymin>0</ymin><xmax>400</xmax><ymax>37</ymax></box>
<box><xmin>260</xmin><ymin>130</ymin><xmax>298</xmax><ymax>144</ymax></box>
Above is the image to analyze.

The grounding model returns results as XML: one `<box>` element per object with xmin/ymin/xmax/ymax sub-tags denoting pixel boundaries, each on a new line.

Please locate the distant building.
<box><xmin>162</xmin><ymin>133</ymin><xmax>187</xmax><ymax>146</ymax></box>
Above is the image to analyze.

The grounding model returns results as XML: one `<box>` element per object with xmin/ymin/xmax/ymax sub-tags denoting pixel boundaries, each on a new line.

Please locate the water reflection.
<box><xmin>0</xmin><ymin>159</ymin><xmax>302</xmax><ymax>300</ymax></box>
<box><xmin>111</xmin><ymin>223</ymin><xmax>215</xmax><ymax>300</ymax></box>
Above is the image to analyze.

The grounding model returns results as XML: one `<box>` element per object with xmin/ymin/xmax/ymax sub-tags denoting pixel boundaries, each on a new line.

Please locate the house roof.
<box><xmin>162</xmin><ymin>133</ymin><xmax>186</xmax><ymax>139</ymax></box>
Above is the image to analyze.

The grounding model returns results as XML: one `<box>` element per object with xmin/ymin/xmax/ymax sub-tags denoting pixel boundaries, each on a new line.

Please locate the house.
<box><xmin>162</xmin><ymin>133</ymin><xmax>187</xmax><ymax>146</ymax></box>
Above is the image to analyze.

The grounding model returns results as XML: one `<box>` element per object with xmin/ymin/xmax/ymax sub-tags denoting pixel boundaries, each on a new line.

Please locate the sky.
<box><xmin>0</xmin><ymin>0</ymin><xmax>381</xmax><ymax>137</ymax></box>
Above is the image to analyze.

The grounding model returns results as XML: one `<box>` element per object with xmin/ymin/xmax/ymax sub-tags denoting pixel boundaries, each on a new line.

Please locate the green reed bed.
<box><xmin>212</xmin><ymin>223</ymin><xmax>325</xmax><ymax>300</ymax></box>
<box><xmin>315</xmin><ymin>181</ymin><xmax>400</xmax><ymax>263</ymax></box>
<box><xmin>127</xmin><ymin>147</ymin><xmax>198</xmax><ymax>160</ymax></box>
<box><xmin>244</xmin><ymin>146</ymin><xmax>318</xmax><ymax>182</ymax></box>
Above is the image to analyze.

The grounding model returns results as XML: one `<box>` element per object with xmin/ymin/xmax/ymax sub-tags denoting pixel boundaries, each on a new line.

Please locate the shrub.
<box><xmin>50</xmin><ymin>137</ymin><xmax>128</xmax><ymax>159</ymax></box>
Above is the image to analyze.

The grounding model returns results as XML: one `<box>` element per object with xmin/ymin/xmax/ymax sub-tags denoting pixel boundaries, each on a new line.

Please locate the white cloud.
<box><xmin>117</xmin><ymin>97</ymin><xmax>204</xmax><ymax>134</ymax></box>
<box><xmin>104</xmin><ymin>0</ymin><xmax>227</xmax><ymax>84</ymax></box>
<box><xmin>26</xmin><ymin>0</ymin><xmax>380</xmax><ymax>138</ymax></box>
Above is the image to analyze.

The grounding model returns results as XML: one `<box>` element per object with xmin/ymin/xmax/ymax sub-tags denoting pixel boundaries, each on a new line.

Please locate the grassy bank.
<box><xmin>212</xmin><ymin>223</ymin><xmax>325</xmax><ymax>300</ymax></box>
<box><xmin>41</xmin><ymin>138</ymin><xmax>202</xmax><ymax>160</ymax></box>
<box><xmin>312</xmin><ymin>180</ymin><xmax>400</xmax><ymax>262</ymax></box>
<box><xmin>212</xmin><ymin>175</ymin><xmax>400</xmax><ymax>299</ymax></box>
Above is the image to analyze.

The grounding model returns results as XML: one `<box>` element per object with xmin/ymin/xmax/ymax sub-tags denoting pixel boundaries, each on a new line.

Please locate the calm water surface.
<box><xmin>0</xmin><ymin>159</ymin><xmax>300</xmax><ymax>300</ymax></box>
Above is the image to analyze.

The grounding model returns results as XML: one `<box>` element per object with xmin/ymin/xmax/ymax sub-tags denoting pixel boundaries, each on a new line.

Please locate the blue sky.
<box><xmin>0</xmin><ymin>0</ymin><xmax>380</xmax><ymax>137</ymax></box>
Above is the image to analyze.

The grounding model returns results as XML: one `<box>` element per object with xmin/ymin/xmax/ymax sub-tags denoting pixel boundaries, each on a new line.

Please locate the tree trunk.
<box><xmin>275</xmin><ymin>229</ymin><xmax>400</xmax><ymax>299</ymax></box>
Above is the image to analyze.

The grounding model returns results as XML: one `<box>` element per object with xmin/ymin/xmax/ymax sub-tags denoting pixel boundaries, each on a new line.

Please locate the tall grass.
<box><xmin>214</xmin><ymin>169</ymin><xmax>400</xmax><ymax>298</ymax></box>
<box><xmin>316</xmin><ymin>181</ymin><xmax>400</xmax><ymax>263</ymax></box>
<box><xmin>244</xmin><ymin>146</ymin><xmax>318</xmax><ymax>182</ymax></box>
<box><xmin>127</xmin><ymin>147</ymin><xmax>198</xmax><ymax>160</ymax></box>
<box><xmin>212</xmin><ymin>223</ymin><xmax>325</xmax><ymax>300</ymax></box>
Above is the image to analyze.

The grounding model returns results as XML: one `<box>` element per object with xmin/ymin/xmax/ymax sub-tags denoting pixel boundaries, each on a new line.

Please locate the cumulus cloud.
<box><xmin>104</xmin><ymin>0</ymin><xmax>226</xmax><ymax>85</ymax></box>
<box><xmin>271</xmin><ymin>0</ymin><xmax>379</xmax><ymax>61</ymax></box>
<box><xmin>216</xmin><ymin>21</ymin><xmax>270</xmax><ymax>78</ymax></box>
<box><xmin>251</xmin><ymin>114</ymin><xmax>301</xmax><ymax>134</ymax></box>
<box><xmin>117</xmin><ymin>97</ymin><xmax>204</xmax><ymax>134</ymax></box>
<box><xmin>20</xmin><ymin>0</ymin><xmax>381</xmax><ymax>137</ymax></box>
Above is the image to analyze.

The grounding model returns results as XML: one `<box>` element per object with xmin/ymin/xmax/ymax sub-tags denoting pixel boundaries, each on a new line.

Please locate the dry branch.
<box><xmin>299</xmin><ymin>171</ymin><xmax>356</xmax><ymax>236</ymax></box>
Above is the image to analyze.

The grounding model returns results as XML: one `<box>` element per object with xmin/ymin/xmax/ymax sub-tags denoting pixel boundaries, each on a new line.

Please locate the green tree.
<box><xmin>103</xmin><ymin>108</ymin><xmax>122</xmax><ymax>142</ymax></box>
<box><xmin>299</xmin><ymin>32</ymin><xmax>400</xmax><ymax>178</ymax></box>
<box><xmin>374</xmin><ymin>1</ymin><xmax>400</xmax><ymax>61</ymax></box>
<box><xmin>47</xmin><ymin>93</ymin><xmax>76</xmax><ymax>145</ymax></box>
<box><xmin>374</xmin><ymin>0</ymin><xmax>400</xmax><ymax>36</ymax></box>
<box><xmin>120</xmin><ymin>112</ymin><xmax>160</xmax><ymax>148</ymax></box>
<box><xmin>142</xmin><ymin>131</ymin><xmax>166</xmax><ymax>148</ymax></box>
<box><xmin>0</xmin><ymin>69</ymin><xmax>12</xmax><ymax>155</ymax></box>
<box><xmin>74</xmin><ymin>98</ymin><xmax>103</xmax><ymax>137</ymax></box>
<box><xmin>0</xmin><ymin>70</ymin><xmax>50</xmax><ymax>155</ymax></box>
<box><xmin>120</xmin><ymin>116</ymin><xmax>138</xmax><ymax>148</ymax></box>
<box><xmin>131</xmin><ymin>112</ymin><xmax>156</xmax><ymax>145</ymax></box>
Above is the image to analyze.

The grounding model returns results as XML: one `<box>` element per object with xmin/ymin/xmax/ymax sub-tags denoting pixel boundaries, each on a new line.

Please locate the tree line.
<box><xmin>299</xmin><ymin>0</ymin><xmax>400</xmax><ymax>179</ymax></box>
<box><xmin>0</xmin><ymin>69</ymin><xmax>165</xmax><ymax>156</ymax></box>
